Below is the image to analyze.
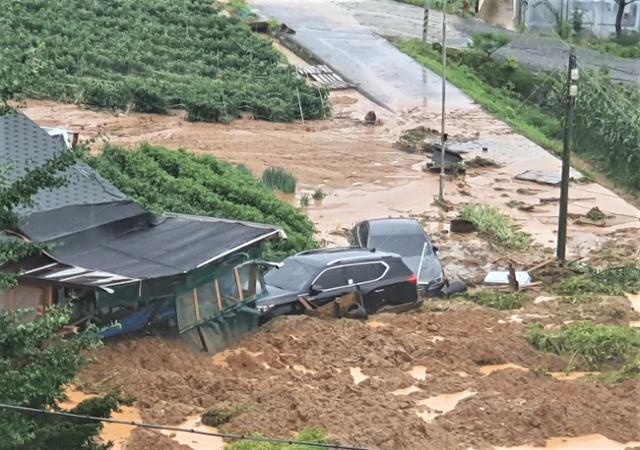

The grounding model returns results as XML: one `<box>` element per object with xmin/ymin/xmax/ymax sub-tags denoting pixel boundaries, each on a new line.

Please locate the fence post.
<box><xmin>296</xmin><ymin>88</ymin><xmax>305</xmax><ymax>123</ymax></box>
<box><xmin>423</xmin><ymin>0</ymin><xmax>430</xmax><ymax>43</ymax></box>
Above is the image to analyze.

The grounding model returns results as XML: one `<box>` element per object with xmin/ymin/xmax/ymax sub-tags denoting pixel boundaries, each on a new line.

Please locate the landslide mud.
<box><xmin>80</xmin><ymin>296</ymin><xmax>640</xmax><ymax>450</ymax></box>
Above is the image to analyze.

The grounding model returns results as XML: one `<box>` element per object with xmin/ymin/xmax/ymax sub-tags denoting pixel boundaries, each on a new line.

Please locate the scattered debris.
<box><xmin>450</xmin><ymin>219</ymin><xmax>476</xmax><ymax>234</ymax></box>
<box><xmin>296</xmin><ymin>65</ymin><xmax>349</xmax><ymax>90</ymax></box>
<box><xmin>586</xmin><ymin>206</ymin><xmax>606</xmax><ymax>222</ymax></box>
<box><xmin>506</xmin><ymin>200</ymin><xmax>536</xmax><ymax>212</ymax></box>
<box><xmin>465</xmin><ymin>155</ymin><xmax>501</xmax><ymax>168</ymax></box>
<box><xmin>484</xmin><ymin>271</ymin><xmax>533</xmax><ymax>286</ymax></box>
<box><xmin>515</xmin><ymin>169</ymin><xmax>584</xmax><ymax>185</ymax></box>
<box><xmin>394</xmin><ymin>126</ymin><xmax>438</xmax><ymax>153</ymax></box>
<box><xmin>364</xmin><ymin>110</ymin><xmax>377</xmax><ymax>125</ymax></box>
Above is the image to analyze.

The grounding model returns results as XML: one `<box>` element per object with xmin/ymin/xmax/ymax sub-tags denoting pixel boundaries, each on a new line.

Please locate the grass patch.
<box><xmin>460</xmin><ymin>203</ymin><xmax>532</xmax><ymax>250</ymax></box>
<box><xmin>312</xmin><ymin>188</ymin><xmax>325</xmax><ymax>201</ymax></box>
<box><xmin>572</xmin><ymin>33</ymin><xmax>640</xmax><ymax>59</ymax></box>
<box><xmin>262</xmin><ymin>167</ymin><xmax>297</xmax><ymax>193</ymax></box>
<box><xmin>299</xmin><ymin>193</ymin><xmax>310</xmax><ymax>207</ymax></box>
<box><xmin>202</xmin><ymin>405</ymin><xmax>243</xmax><ymax>427</ymax></box>
<box><xmin>226</xmin><ymin>428</ymin><xmax>330</xmax><ymax>449</ymax></box>
<box><xmin>465</xmin><ymin>290</ymin><xmax>525</xmax><ymax>310</ymax></box>
<box><xmin>527</xmin><ymin>321</ymin><xmax>640</xmax><ymax>370</ymax></box>
<box><xmin>552</xmin><ymin>265</ymin><xmax>640</xmax><ymax>296</ymax></box>
<box><xmin>557</xmin><ymin>295</ymin><xmax>599</xmax><ymax>304</ymax></box>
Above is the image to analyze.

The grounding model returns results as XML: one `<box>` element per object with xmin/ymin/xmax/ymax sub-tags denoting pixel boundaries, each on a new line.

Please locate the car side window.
<box><xmin>358</xmin><ymin>223</ymin><xmax>369</xmax><ymax>247</ymax></box>
<box><xmin>313</xmin><ymin>267</ymin><xmax>345</xmax><ymax>290</ymax></box>
<box><xmin>342</xmin><ymin>263</ymin><xmax>386</xmax><ymax>285</ymax></box>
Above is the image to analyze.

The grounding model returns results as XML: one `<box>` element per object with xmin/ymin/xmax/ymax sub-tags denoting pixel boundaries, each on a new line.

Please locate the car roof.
<box><xmin>291</xmin><ymin>247</ymin><xmax>399</xmax><ymax>268</ymax></box>
<box><xmin>365</xmin><ymin>218</ymin><xmax>424</xmax><ymax>235</ymax></box>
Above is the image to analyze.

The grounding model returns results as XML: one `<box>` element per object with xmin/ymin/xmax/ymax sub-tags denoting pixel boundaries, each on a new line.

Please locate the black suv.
<box><xmin>256</xmin><ymin>248</ymin><xmax>418</xmax><ymax>322</ymax></box>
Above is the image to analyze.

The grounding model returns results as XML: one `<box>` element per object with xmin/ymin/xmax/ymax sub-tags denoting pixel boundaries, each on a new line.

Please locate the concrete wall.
<box><xmin>523</xmin><ymin>0</ymin><xmax>640</xmax><ymax>37</ymax></box>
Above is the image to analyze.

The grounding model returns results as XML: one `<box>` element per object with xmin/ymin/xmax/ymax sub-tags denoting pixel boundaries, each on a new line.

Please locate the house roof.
<box><xmin>0</xmin><ymin>112</ymin><xmax>127</xmax><ymax>217</ymax></box>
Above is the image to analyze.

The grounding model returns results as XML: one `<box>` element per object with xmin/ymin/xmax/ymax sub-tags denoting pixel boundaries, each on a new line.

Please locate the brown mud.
<box><xmin>79</xmin><ymin>292</ymin><xmax>640</xmax><ymax>450</ymax></box>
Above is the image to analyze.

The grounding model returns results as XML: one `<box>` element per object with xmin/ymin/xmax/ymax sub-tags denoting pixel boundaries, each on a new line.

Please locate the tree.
<box><xmin>471</xmin><ymin>32</ymin><xmax>512</xmax><ymax>58</ymax></box>
<box><xmin>0</xmin><ymin>114</ymin><xmax>122</xmax><ymax>449</ymax></box>
<box><xmin>614</xmin><ymin>0</ymin><xmax>638</xmax><ymax>38</ymax></box>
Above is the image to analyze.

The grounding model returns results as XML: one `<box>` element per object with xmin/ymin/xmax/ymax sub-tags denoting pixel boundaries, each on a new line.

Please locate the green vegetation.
<box><xmin>552</xmin><ymin>265</ymin><xmax>640</xmax><ymax>296</ymax></box>
<box><xmin>262</xmin><ymin>167</ymin><xmax>297</xmax><ymax>194</ymax></box>
<box><xmin>299</xmin><ymin>193</ymin><xmax>311</xmax><ymax>207</ymax></box>
<box><xmin>226</xmin><ymin>428</ymin><xmax>330</xmax><ymax>449</ymax></box>
<box><xmin>312</xmin><ymin>188</ymin><xmax>326</xmax><ymax>201</ymax></box>
<box><xmin>527</xmin><ymin>321</ymin><xmax>640</xmax><ymax>371</ymax></box>
<box><xmin>465</xmin><ymin>290</ymin><xmax>525</xmax><ymax>310</ymax></box>
<box><xmin>0</xmin><ymin>0</ymin><xmax>328</xmax><ymax>123</ymax></box>
<box><xmin>396</xmin><ymin>38</ymin><xmax>640</xmax><ymax>194</ymax></box>
<box><xmin>202</xmin><ymin>405</ymin><xmax>243</xmax><ymax>427</ymax></box>
<box><xmin>460</xmin><ymin>203</ymin><xmax>533</xmax><ymax>250</ymax></box>
<box><xmin>572</xmin><ymin>33</ymin><xmax>640</xmax><ymax>59</ymax></box>
<box><xmin>87</xmin><ymin>145</ymin><xmax>314</xmax><ymax>259</ymax></box>
<box><xmin>471</xmin><ymin>32</ymin><xmax>511</xmax><ymax>58</ymax></box>
<box><xmin>390</xmin><ymin>0</ymin><xmax>477</xmax><ymax>16</ymax></box>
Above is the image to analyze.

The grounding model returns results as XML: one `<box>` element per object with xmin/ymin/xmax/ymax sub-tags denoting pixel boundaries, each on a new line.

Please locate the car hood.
<box><xmin>403</xmin><ymin>255</ymin><xmax>443</xmax><ymax>285</ymax></box>
<box><xmin>256</xmin><ymin>285</ymin><xmax>300</xmax><ymax>308</ymax></box>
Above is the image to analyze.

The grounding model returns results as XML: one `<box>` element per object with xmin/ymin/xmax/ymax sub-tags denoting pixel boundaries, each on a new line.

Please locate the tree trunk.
<box><xmin>615</xmin><ymin>0</ymin><xmax>626</xmax><ymax>38</ymax></box>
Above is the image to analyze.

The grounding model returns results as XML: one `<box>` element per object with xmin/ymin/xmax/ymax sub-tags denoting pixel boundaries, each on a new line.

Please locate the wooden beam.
<box><xmin>193</xmin><ymin>289</ymin><xmax>201</xmax><ymax>322</ymax></box>
<box><xmin>214</xmin><ymin>280</ymin><xmax>223</xmax><ymax>310</ymax></box>
<box><xmin>234</xmin><ymin>268</ymin><xmax>244</xmax><ymax>302</ymax></box>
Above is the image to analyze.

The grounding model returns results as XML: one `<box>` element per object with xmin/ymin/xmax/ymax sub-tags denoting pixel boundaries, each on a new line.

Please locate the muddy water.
<box><xmin>61</xmin><ymin>387</ymin><xmax>142</xmax><ymax>450</ymax></box>
<box><xmin>350</xmin><ymin>367</ymin><xmax>369</xmax><ymax>384</ymax></box>
<box><xmin>415</xmin><ymin>390</ymin><xmax>476</xmax><ymax>423</ymax></box>
<box><xmin>391</xmin><ymin>385</ymin><xmax>423</xmax><ymax>396</ymax></box>
<box><xmin>479</xmin><ymin>363</ymin><xmax>528</xmax><ymax>376</ymax></box>
<box><xmin>160</xmin><ymin>415</ymin><xmax>225</xmax><ymax>450</ymax></box>
<box><xmin>495</xmin><ymin>434</ymin><xmax>640</xmax><ymax>450</ymax></box>
<box><xmin>479</xmin><ymin>364</ymin><xmax>600</xmax><ymax>380</ymax></box>
<box><xmin>407</xmin><ymin>365</ymin><xmax>427</xmax><ymax>381</ymax></box>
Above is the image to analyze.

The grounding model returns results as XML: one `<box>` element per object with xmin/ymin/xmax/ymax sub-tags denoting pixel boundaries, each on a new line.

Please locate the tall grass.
<box><xmin>262</xmin><ymin>167</ymin><xmax>297</xmax><ymax>193</ymax></box>
<box><xmin>460</xmin><ymin>203</ymin><xmax>532</xmax><ymax>250</ymax></box>
<box><xmin>553</xmin><ymin>265</ymin><xmax>640</xmax><ymax>296</ymax></box>
<box><xmin>465</xmin><ymin>290</ymin><xmax>524</xmax><ymax>310</ymax></box>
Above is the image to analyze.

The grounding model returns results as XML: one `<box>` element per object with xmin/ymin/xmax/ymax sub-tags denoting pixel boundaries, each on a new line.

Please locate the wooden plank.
<box><xmin>193</xmin><ymin>288</ymin><xmax>201</xmax><ymax>322</ymax></box>
<box><xmin>214</xmin><ymin>280</ymin><xmax>223</xmax><ymax>310</ymax></box>
<box><xmin>234</xmin><ymin>268</ymin><xmax>244</xmax><ymax>302</ymax></box>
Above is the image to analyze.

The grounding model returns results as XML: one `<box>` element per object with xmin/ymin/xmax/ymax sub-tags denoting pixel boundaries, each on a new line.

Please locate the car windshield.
<box><xmin>369</xmin><ymin>233</ymin><xmax>430</xmax><ymax>257</ymax></box>
<box><xmin>264</xmin><ymin>259</ymin><xmax>315</xmax><ymax>292</ymax></box>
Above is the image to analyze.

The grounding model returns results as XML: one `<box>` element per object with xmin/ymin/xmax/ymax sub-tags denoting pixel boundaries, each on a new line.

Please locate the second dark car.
<box><xmin>256</xmin><ymin>247</ymin><xmax>418</xmax><ymax>322</ymax></box>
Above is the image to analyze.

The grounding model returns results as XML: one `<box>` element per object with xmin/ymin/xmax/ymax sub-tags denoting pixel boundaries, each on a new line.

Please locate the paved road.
<box><xmin>252</xmin><ymin>0</ymin><xmax>471</xmax><ymax>111</ymax></box>
<box><xmin>340</xmin><ymin>0</ymin><xmax>640</xmax><ymax>84</ymax></box>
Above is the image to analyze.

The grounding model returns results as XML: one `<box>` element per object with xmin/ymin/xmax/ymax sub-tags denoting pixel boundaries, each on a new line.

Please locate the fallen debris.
<box><xmin>465</xmin><ymin>155</ymin><xmax>501</xmax><ymax>168</ymax></box>
<box><xmin>484</xmin><ymin>271</ymin><xmax>533</xmax><ymax>287</ymax></box>
<box><xmin>515</xmin><ymin>169</ymin><xmax>585</xmax><ymax>185</ymax></box>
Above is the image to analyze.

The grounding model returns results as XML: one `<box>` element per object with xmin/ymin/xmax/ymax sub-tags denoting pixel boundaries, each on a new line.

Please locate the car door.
<box><xmin>341</xmin><ymin>262</ymin><xmax>388</xmax><ymax>312</ymax></box>
<box><xmin>308</xmin><ymin>266</ymin><xmax>349</xmax><ymax>306</ymax></box>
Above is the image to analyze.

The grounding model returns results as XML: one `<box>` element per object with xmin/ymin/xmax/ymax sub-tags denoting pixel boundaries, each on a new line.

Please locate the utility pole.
<box><xmin>438</xmin><ymin>2</ymin><xmax>448</xmax><ymax>202</ymax></box>
<box><xmin>423</xmin><ymin>0</ymin><xmax>430</xmax><ymax>43</ymax></box>
<box><xmin>556</xmin><ymin>46</ymin><xmax>578</xmax><ymax>262</ymax></box>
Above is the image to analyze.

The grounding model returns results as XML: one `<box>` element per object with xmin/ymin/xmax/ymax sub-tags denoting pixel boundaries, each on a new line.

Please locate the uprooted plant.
<box><xmin>460</xmin><ymin>203</ymin><xmax>533</xmax><ymax>251</ymax></box>
<box><xmin>464</xmin><ymin>290</ymin><xmax>525</xmax><ymax>310</ymax></box>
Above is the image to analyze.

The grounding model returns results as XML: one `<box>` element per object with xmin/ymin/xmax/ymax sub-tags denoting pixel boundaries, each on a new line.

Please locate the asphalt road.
<box><xmin>252</xmin><ymin>0</ymin><xmax>471</xmax><ymax>111</ymax></box>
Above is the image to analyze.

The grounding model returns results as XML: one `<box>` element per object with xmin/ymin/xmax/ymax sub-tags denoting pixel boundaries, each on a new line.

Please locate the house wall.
<box><xmin>0</xmin><ymin>283</ymin><xmax>53</xmax><ymax>317</ymax></box>
<box><xmin>524</xmin><ymin>0</ymin><xmax>640</xmax><ymax>37</ymax></box>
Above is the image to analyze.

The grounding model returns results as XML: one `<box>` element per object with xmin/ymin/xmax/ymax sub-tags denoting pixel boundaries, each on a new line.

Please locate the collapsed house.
<box><xmin>0</xmin><ymin>113</ymin><xmax>284</xmax><ymax>353</ymax></box>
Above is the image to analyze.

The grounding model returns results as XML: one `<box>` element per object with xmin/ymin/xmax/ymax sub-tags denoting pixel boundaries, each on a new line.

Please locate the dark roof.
<box><xmin>0</xmin><ymin>113</ymin><xmax>126</xmax><ymax>217</ymax></box>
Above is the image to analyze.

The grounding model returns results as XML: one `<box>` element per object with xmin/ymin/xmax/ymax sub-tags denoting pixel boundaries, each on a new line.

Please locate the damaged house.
<box><xmin>0</xmin><ymin>113</ymin><xmax>284</xmax><ymax>353</ymax></box>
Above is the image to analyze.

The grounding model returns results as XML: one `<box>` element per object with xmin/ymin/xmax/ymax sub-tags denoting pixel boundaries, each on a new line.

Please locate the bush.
<box><xmin>471</xmin><ymin>32</ymin><xmax>511</xmax><ymax>58</ymax></box>
<box><xmin>460</xmin><ymin>203</ymin><xmax>532</xmax><ymax>250</ymax></box>
<box><xmin>262</xmin><ymin>167</ymin><xmax>297</xmax><ymax>194</ymax></box>
<box><xmin>226</xmin><ymin>428</ymin><xmax>330</xmax><ymax>450</ymax></box>
<box><xmin>465</xmin><ymin>290</ymin><xmax>524</xmax><ymax>310</ymax></box>
<box><xmin>553</xmin><ymin>265</ymin><xmax>640</xmax><ymax>296</ymax></box>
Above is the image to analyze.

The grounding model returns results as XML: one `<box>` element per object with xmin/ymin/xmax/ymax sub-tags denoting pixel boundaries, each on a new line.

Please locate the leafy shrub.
<box><xmin>262</xmin><ymin>167</ymin><xmax>297</xmax><ymax>193</ymax></box>
<box><xmin>527</xmin><ymin>321</ymin><xmax>640</xmax><ymax>369</ymax></box>
<box><xmin>552</xmin><ymin>265</ymin><xmax>640</xmax><ymax>296</ymax></box>
<box><xmin>300</xmin><ymin>193</ymin><xmax>310</xmax><ymax>207</ymax></box>
<box><xmin>87</xmin><ymin>145</ymin><xmax>314</xmax><ymax>259</ymax></box>
<box><xmin>471</xmin><ymin>32</ymin><xmax>511</xmax><ymax>58</ymax></box>
<box><xmin>226</xmin><ymin>428</ymin><xmax>330</xmax><ymax>449</ymax></box>
<box><xmin>202</xmin><ymin>405</ymin><xmax>242</xmax><ymax>426</ymax></box>
<box><xmin>465</xmin><ymin>290</ymin><xmax>524</xmax><ymax>310</ymax></box>
<box><xmin>312</xmin><ymin>188</ymin><xmax>325</xmax><ymax>201</ymax></box>
<box><xmin>460</xmin><ymin>203</ymin><xmax>532</xmax><ymax>250</ymax></box>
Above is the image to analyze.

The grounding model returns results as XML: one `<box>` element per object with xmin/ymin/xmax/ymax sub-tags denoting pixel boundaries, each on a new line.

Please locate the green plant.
<box><xmin>0</xmin><ymin>0</ymin><xmax>328</xmax><ymax>123</ymax></box>
<box><xmin>558</xmin><ymin>21</ymin><xmax>572</xmax><ymax>39</ymax></box>
<box><xmin>202</xmin><ymin>405</ymin><xmax>242</xmax><ymax>426</ymax></box>
<box><xmin>464</xmin><ymin>290</ymin><xmax>524</xmax><ymax>310</ymax></box>
<box><xmin>471</xmin><ymin>32</ymin><xmax>511</xmax><ymax>58</ymax></box>
<box><xmin>552</xmin><ymin>265</ymin><xmax>640</xmax><ymax>296</ymax></box>
<box><xmin>236</xmin><ymin>164</ymin><xmax>254</xmax><ymax>178</ymax></box>
<box><xmin>312</xmin><ymin>188</ymin><xmax>325</xmax><ymax>201</ymax></box>
<box><xmin>299</xmin><ymin>193</ymin><xmax>310</xmax><ymax>207</ymax></box>
<box><xmin>526</xmin><ymin>322</ymin><xmax>640</xmax><ymax>370</ymax></box>
<box><xmin>261</xmin><ymin>167</ymin><xmax>297</xmax><ymax>194</ymax></box>
<box><xmin>226</xmin><ymin>428</ymin><xmax>330</xmax><ymax>449</ymax></box>
<box><xmin>87</xmin><ymin>145</ymin><xmax>314</xmax><ymax>259</ymax></box>
<box><xmin>572</xmin><ymin>9</ymin><xmax>584</xmax><ymax>33</ymax></box>
<box><xmin>460</xmin><ymin>203</ymin><xmax>532</xmax><ymax>250</ymax></box>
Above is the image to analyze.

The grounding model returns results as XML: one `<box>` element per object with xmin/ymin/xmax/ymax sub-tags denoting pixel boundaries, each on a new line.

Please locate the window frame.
<box><xmin>310</xmin><ymin>261</ymin><xmax>389</xmax><ymax>293</ymax></box>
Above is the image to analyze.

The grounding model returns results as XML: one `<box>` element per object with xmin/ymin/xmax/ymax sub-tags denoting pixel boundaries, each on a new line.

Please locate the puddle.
<box><xmin>479</xmin><ymin>363</ymin><xmax>528</xmax><ymax>376</ymax></box>
<box><xmin>292</xmin><ymin>364</ymin><xmax>316</xmax><ymax>375</ymax></box>
<box><xmin>61</xmin><ymin>387</ymin><xmax>142</xmax><ymax>450</ymax></box>
<box><xmin>429</xmin><ymin>336</ymin><xmax>445</xmax><ymax>343</ymax></box>
<box><xmin>350</xmin><ymin>367</ymin><xmax>369</xmax><ymax>385</ymax></box>
<box><xmin>407</xmin><ymin>365</ymin><xmax>427</xmax><ymax>381</ymax></box>
<box><xmin>161</xmin><ymin>415</ymin><xmax>225</xmax><ymax>450</ymax></box>
<box><xmin>212</xmin><ymin>348</ymin><xmax>262</xmax><ymax>368</ymax></box>
<box><xmin>548</xmin><ymin>371</ymin><xmax>600</xmax><ymax>381</ymax></box>
<box><xmin>415</xmin><ymin>390</ymin><xmax>476</xmax><ymax>423</ymax></box>
<box><xmin>391</xmin><ymin>385</ymin><xmax>423</xmax><ymax>396</ymax></box>
<box><xmin>495</xmin><ymin>434</ymin><xmax>640</xmax><ymax>449</ymax></box>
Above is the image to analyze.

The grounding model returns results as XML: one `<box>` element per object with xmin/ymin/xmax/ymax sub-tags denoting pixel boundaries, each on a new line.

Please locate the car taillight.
<box><xmin>407</xmin><ymin>275</ymin><xmax>418</xmax><ymax>285</ymax></box>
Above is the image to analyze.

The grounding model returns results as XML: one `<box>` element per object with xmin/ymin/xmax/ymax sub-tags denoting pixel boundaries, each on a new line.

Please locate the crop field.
<box><xmin>1</xmin><ymin>0</ymin><xmax>327</xmax><ymax>122</ymax></box>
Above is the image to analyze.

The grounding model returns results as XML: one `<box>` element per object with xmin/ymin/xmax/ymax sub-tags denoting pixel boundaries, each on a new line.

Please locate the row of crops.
<box><xmin>1</xmin><ymin>0</ymin><xmax>328</xmax><ymax>122</ymax></box>
<box><xmin>88</xmin><ymin>144</ymin><xmax>315</xmax><ymax>259</ymax></box>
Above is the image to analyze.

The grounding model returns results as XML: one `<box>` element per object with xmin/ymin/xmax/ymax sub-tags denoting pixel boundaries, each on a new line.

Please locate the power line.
<box><xmin>0</xmin><ymin>404</ymin><xmax>374</xmax><ymax>450</ymax></box>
